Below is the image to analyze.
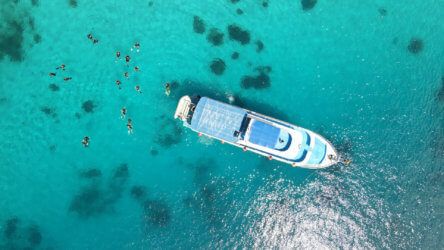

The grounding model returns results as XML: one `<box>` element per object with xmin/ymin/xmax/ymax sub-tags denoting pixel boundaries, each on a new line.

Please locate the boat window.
<box><xmin>237</xmin><ymin>116</ymin><xmax>250</xmax><ymax>139</ymax></box>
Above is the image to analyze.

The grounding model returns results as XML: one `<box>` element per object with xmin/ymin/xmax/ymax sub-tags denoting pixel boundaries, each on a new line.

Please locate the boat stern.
<box><xmin>174</xmin><ymin>95</ymin><xmax>193</xmax><ymax>123</ymax></box>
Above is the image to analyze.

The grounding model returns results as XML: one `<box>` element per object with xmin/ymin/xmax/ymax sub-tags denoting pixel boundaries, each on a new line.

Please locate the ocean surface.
<box><xmin>0</xmin><ymin>0</ymin><xmax>443</xmax><ymax>249</ymax></box>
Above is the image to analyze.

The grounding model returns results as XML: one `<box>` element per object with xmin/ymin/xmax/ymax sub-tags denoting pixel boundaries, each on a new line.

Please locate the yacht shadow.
<box><xmin>174</xmin><ymin>80</ymin><xmax>289</xmax><ymax>122</ymax></box>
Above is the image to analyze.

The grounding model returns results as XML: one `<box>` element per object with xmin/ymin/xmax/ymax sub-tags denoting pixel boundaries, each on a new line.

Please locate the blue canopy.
<box><xmin>191</xmin><ymin>97</ymin><xmax>246</xmax><ymax>143</ymax></box>
<box><xmin>248</xmin><ymin>120</ymin><xmax>280</xmax><ymax>148</ymax></box>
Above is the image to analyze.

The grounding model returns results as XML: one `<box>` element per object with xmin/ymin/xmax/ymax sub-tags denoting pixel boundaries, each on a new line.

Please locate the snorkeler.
<box><xmin>131</xmin><ymin>42</ymin><xmax>140</xmax><ymax>52</ymax></box>
<box><xmin>125</xmin><ymin>55</ymin><xmax>130</xmax><ymax>65</ymax></box>
<box><xmin>115</xmin><ymin>52</ymin><xmax>121</xmax><ymax>62</ymax></box>
<box><xmin>82</xmin><ymin>136</ymin><xmax>89</xmax><ymax>147</ymax></box>
<box><xmin>49</xmin><ymin>72</ymin><xmax>56</xmax><ymax>76</ymax></box>
<box><xmin>165</xmin><ymin>83</ymin><xmax>171</xmax><ymax>96</ymax></box>
<box><xmin>64</xmin><ymin>77</ymin><xmax>72</xmax><ymax>82</ymax></box>
<box><xmin>135</xmin><ymin>85</ymin><xmax>142</xmax><ymax>93</ymax></box>
<box><xmin>116</xmin><ymin>80</ymin><xmax>122</xmax><ymax>89</ymax></box>
<box><xmin>121</xmin><ymin>107</ymin><xmax>127</xmax><ymax>119</ymax></box>
<box><xmin>87</xmin><ymin>34</ymin><xmax>93</xmax><ymax>40</ymax></box>
<box><xmin>93</xmin><ymin>39</ymin><xmax>98</xmax><ymax>44</ymax></box>
<box><xmin>127</xmin><ymin>119</ymin><xmax>133</xmax><ymax>134</ymax></box>
<box><xmin>134</xmin><ymin>66</ymin><xmax>140</xmax><ymax>72</ymax></box>
<box><xmin>124</xmin><ymin>72</ymin><xmax>129</xmax><ymax>79</ymax></box>
<box><xmin>56</xmin><ymin>64</ymin><xmax>65</xmax><ymax>70</ymax></box>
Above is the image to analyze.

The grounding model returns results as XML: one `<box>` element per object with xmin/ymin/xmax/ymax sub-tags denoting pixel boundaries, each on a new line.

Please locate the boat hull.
<box><xmin>174</xmin><ymin>96</ymin><xmax>339</xmax><ymax>169</ymax></box>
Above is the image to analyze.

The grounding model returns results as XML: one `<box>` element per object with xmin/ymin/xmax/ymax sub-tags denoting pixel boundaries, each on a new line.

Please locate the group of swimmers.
<box><xmin>81</xmin><ymin>38</ymin><xmax>173</xmax><ymax>147</ymax></box>
<box><xmin>49</xmin><ymin>64</ymin><xmax>72</xmax><ymax>82</ymax></box>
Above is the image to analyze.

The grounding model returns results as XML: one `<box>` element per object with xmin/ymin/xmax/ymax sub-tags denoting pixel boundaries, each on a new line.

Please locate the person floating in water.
<box><xmin>87</xmin><ymin>34</ymin><xmax>93</xmax><ymax>40</ymax></box>
<box><xmin>165</xmin><ymin>83</ymin><xmax>171</xmax><ymax>96</ymax></box>
<box><xmin>134</xmin><ymin>66</ymin><xmax>140</xmax><ymax>72</ymax></box>
<box><xmin>127</xmin><ymin>119</ymin><xmax>133</xmax><ymax>134</ymax></box>
<box><xmin>116</xmin><ymin>80</ymin><xmax>122</xmax><ymax>89</ymax></box>
<box><xmin>125</xmin><ymin>55</ymin><xmax>130</xmax><ymax>66</ymax></box>
<box><xmin>135</xmin><ymin>85</ymin><xmax>142</xmax><ymax>93</ymax></box>
<box><xmin>124</xmin><ymin>72</ymin><xmax>129</xmax><ymax>79</ymax></box>
<box><xmin>49</xmin><ymin>72</ymin><xmax>56</xmax><ymax>76</ymax></box>
<box><xmin>121</xmin><ymin>107</ymin><xmax>127</xmax><ymax>119</ymax></box>
<box><xmin>56</xmin><ymin>64</ymin><xmax>65</xmax><ymax>70</ymax></box>
<box><xmin>82</xmin><ymin>136</ymin><xmax>89</xmax><ymax>147</ymax></box>
<box><xmin>131</xmin><ymin>42</ymin><xmax>140</xmax><ymax>52</ymax></box>
<box><xmin>64</xmin><ymin>77</ymin><xmax>72</xmax><ymax>82</ymax></box>
<box><xmin>93</xmin><ymin>39</ymin><xmax>98</xmax><ymax>44</ymax></box>
<box><xmin>115</xmin><ymin>52</ymin><xmax>121</xmax><ymax>62</ymax></box>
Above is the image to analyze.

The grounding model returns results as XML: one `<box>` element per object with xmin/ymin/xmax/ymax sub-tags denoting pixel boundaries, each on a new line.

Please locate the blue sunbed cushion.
<box><xmin>307</xmin><ymin>138</ymin><xmax>326</xmax><ymax>164</ymax></box>
<box><xmin>248</xmin><ymin>120</ymin><xmax>280</xmax><ymax>148</ymax></box>
<box><xmin>191</xmin><ymin>97</ymin><xmax>246</xmax><ymax>143</ymax></box>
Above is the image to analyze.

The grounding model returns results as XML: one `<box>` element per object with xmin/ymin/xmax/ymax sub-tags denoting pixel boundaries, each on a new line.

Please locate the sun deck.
<box><xmin>191</xmin><ymin>97</ymin><xmax>246</xmax><ymax>143</ymax></box>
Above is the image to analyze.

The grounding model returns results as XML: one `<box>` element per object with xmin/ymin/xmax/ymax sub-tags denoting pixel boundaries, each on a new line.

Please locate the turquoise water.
<box><xmin>0</xmin><ymin>0</ymin><xmax>443</xmax><ymax>248</ymax></box>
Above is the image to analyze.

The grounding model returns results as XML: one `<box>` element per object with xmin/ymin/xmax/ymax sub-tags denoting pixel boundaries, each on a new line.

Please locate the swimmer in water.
<box><xmin>116</xmin><ymin>80</ymin><xmax>122</xmax><ymax>89</ymax></box>
<box><xmin>115</xmin><ymin>52</ymin><xmax>121</xmax><ymax>62</ymax></box>
<box><xmin>121</xmin><ymin>107</ymin><xmax>127</xmax><ymax>119</ymax></box>
<box><xmin>127</xmin><ymin>119</ymin><xmax>133</xmax><ymax>134</ymax></box>
<box><xmin>134</xmin><ymin>66</ymin><xmax>139</xmax><ymax>72</ymax></box>
<box><xmin>131</xmin><ymin>42</ymin><xmax>140</xmax><ymax>52</ymax></box>
<box><xmin>125</xmin><ymin>56</ymin><xmax>130</xmax><ymax>66</ymax></box>
<box><xmin>64</xmin><ymin>77</ymin><xmax>72</xmax><ymax>82</ymax></box>
<box><xmin>87</xmin><ymin>34</ymin><xmax>93</xmax><ymax>40</ymax></box>
<box><xmin>56</xmin><ymin>64</ymin><xmax>65</xmax><ymax>70</ymax></box>
<box><xmin>124</xmin><ymin>72</ymin><xmax>129</xmax><ymax>79</ymax></box>
<box><xmin>93</xmin><ymin>39</ymin><xmax>98</xmax><ymax>44</ymax></box>
<box><xmin>49</xmin><ymin>72</ymin><xmax>56</xmax><ymax>76</ymax></box>
<box><xmin>82</xmin><ymin>136</ymin><xmax>89</xmax><ymax>147</ymax></box>
<box><xmin>165</xmin><ymin>83</ymin><xmax>171</xmax><ymax>96</ymax></box>
<box><xmin>135</xmin><ymin>85</ymin><xmax>142</xmax><ymax>93</ymax></box>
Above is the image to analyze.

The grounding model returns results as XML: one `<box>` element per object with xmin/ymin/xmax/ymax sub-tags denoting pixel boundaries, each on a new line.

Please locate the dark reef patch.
<box><xmin>28</xmin><ymin>18</ymin><xmax>35</xmax><ymax>30</ymax></box>
<box><xmin>301</xmin><ymin>0</ymin><xmax>317</xmax><ymax>11</ymax></box>
<box><xmin>392</xmin><ymin>37</ymin><xmax>398</xmax><ymax>45</ymax></box>
<box><xmin>4</xmin><ymin>217</ymin><xmax>19</xmax><ymax>239</ymax></box>
<box><xmin>69</xmin><ymin>185</ymin><xmax>108</xmax><ymax>218</ymax></box>
<box><xmin>150</xmin><ymin>149</ymin><xmax>158</xmax><ymax>156</ymax></box>
<box><xmin>240</xmin><ymin>66</ymin><xmax>272</xmax><ymax>89</ymax></box>
<box><xmin>230</xmin><ymin>0</ymin><xmax>240</xmax><ymax>3</ymax></box>
<box><xmin>31</xmin><ymin>0</ymin><xmax>39</xmax><ymax>7</ymax></box>
<box><xmin>69</xmin><ymin>0</ymin><xmax>77</xmax><ymax>7</ymax></box>
<box><xmin>255</xmin><ymin>40</ymin><xmax>264</xmax><ymax>52</ymax></box>
<box><xmin>231</xmin><ymin>52</ymin><xmax>239</xmax><ymax>59</ymax></box>
<box><xmin>40</xmin><ymin>106</ymin><xmax>57</xmax><ymax>118</ymax></box>
<box><xmin>130</xmin><ymin>185</ymin><xmax>147</xmax><ymax>201</ymax></box>
<box><xmin>437</xmin><ymin>77</ymin><xmax>444</xmax><ymax>102</ymax></box>
<box><xmin>206</xmin><ymin>28</ymin><xmax>224</xmax><ymax>46</ymax></box>
<box><xmin>236</xmin><ymin>8</ymin><xmax>243</xmax><ymax>15</ymax></box>
<box><xmin>262</xmin><ymin>1</ymin><xmax>268</xmax><ymax>7</ymax></box>
<box><xmin>49</xmin><ymin>83</ymin><xmax>59</xmax><ymax>91</ymax></box>
<box><xmin>33</xmin><ymin>34</ymin><xmax>41</xmax><ymax>43</ymax></box>
<box><xmin>193</xmin><ymin>16</ymin><xmax>205</xmax><ymax>34</ymax></box>
<box><xmin>26</xmin><ymin>225</ymin><xmax>42</xmax><ymax>246</ymax></box>
<box><xmin>143</xmin><ymin>200</ymin><xmax>171</xmax><ymax>227</ymax></box>
<box><xmin>170</xmin><ymin>80</ymin><xmax>180</xmax><ymax>90</ymax></box>
<box><xmin>254</xmin><ymin>65</ymin><xmax>272</xmax><ymax>73</ymax></box>
<box><xmin>79</xmin><ymin>168</ymin><xmax>102</xmax><ymax>179</ymax></box>
<box><xmin>82</xmin><ymin>100</ymin><xmax>96</xmax><ymax>113</ymax></box>
<box><xmin>227</xmin><ymin>24</ymin><xmax>250</xmax><ymax>45</ymax></box>
<box><xmin>407</xmin><ymin>37</ymin><xmax>423</xmax><ymax>54</ymax></box>
<box><xmin>49</xmin><ymin>145</ymin><xmax>56</xmax><ymax>151</ymax></box>
<box><xmin>209</xmin><ymin>58</ymin><xmax>226</xmax><ymax>75</ymax></box>
<box><xmin>378</xmin><ymin>7</ymin><xmax>387</xmax><ymax>16</ymax></box>
<box><xmin>148</xmin><ymin>1</ymin><xmax>153</xmax><ymax>6</ymax></box>
<box><xmin>155</xmin><ymin>117</ymin><xmax>183</xmax><ymax>148</ymax></box>
<box><xmin>75</xmin><ymin>112</ymin><xmax>81</xmax><ymax>119</ymax></box>
<box><xmin>0</xmin><ymin>20</ymin><xmax>25</xmax><ymax>62</ymax></box>
<box><xmin>70</xmin><ymin>164</ymin><xmax>130</xmax><ymax>218</ymax></box>
<box><xmin>109</xmin><ymin>163</ymin><xmax>129</xmax><ymax>193</ymax></box>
